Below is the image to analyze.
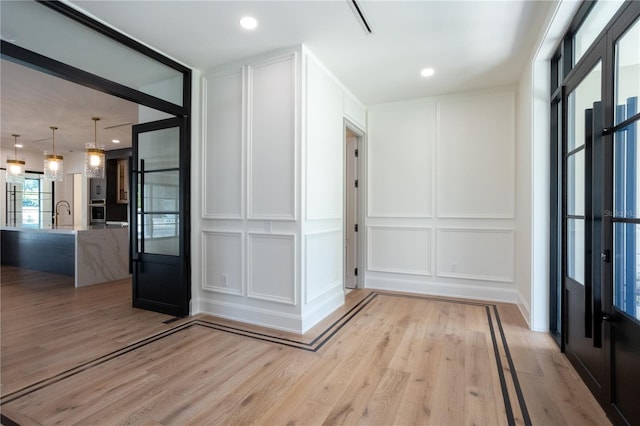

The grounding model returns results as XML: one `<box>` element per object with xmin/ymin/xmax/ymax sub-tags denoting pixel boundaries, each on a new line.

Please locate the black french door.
<box><xmin>602</xmin><ymin>9</ymin><xmax>640</xmax><ymax>425</ymax></box>
<box><xmin>131</xmin><ymin>117</ymin><xmax>190</xmax><ymax>317</ymax></box>
<box><xmin>561</xmin><ymin>4</ymin><xmax>640</xmax><ymax>425</ymax></box>
<box><xmin>562</xmin><ymin>40</ymin><xmax>606</xmax><ymax>400</ymax></box>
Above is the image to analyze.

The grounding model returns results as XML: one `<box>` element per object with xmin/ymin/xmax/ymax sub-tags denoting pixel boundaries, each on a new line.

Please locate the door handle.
<box><xmin>602</xmin><ymin>313</ymin><xmax>615</xmax><ymax>322</ymax></box>
<box><xmin>601</xmin><ymin>250</ymin><xmax>610</xmax><ymax>263</ymax></box>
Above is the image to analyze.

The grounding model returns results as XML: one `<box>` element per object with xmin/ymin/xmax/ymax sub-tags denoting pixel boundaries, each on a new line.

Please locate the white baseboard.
<box><xmin>365</xmin><ymin>276</ymin><xmax>519</xmax><ymax>304</ymax></box>
<box><xmin>517</xmin><ymin>291</ymin><xmax>532</xmax><ymax>329</ymax></box>
<box><xmin>301</xmin><ymin>286</ymin><xmax>344</xmax><ymax>333</ymax></box>
<box><xmin>197</xmin><ymin>298</ymin><xmax>303</xmax><ymax>334</ymax></box>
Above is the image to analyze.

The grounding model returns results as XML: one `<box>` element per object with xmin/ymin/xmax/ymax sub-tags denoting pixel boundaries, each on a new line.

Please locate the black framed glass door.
<box><xmin>562</xmin><ymin>43</ymin><xmax>605</xmax><ymax>400</ymax></box>
<box><xmin>602</xmin><ymin>11</ymin><xmax>640</xmax><ymax>425</ymax></box>
<box><xmin>131</xmin><ymin>117</ymin><xmax>190</xmax><ymax>317</ymax></box>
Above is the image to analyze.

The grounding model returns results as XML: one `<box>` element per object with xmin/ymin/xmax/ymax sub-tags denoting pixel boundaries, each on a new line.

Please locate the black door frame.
<box><xmin>132</xmin><ymin>117</ymin><xmax>190</xmax><ymax>317</ymax></box>
<box><xmin>552</xmin><ymin>1</ymin><xmax>640</xmax><ymax>423</ymax></box>
<box><xmin>1</xmin><ymin>0</ymin><xmax>192</xmax><ymax>315</ymax></box>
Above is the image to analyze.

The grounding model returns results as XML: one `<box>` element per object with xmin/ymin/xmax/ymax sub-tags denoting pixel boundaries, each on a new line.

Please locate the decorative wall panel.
<box><xmin>436</xmin><ymin>91</ymin><xmax>515</xmax><ymax>218</ymax></box>
<box><xmin>367</xmin><ymin>226</ymin><xmax>432</xmax><ymax>275</ymax></box>
<box><xmin>248</xmin><ymin>54</ymin><xmax>296</xmax><ymax>220</ymax></box>
<box><xmin>305</xmin><ymin>230</ymin><xmax>342</xmax><ymax>303</ymax></box>
<box><xmin>368</xmin><ymin>102</ymin><xmax>433</xmax><ymax>218</ymax></box>
<box><xmin>202</xmin><ymin>69</ymin><xmax>244</xmax><ymax>219</ymax></box>
<box><xmin>436</xmin><ymin>228</ymin><xmax>515</xmax><ymax>282</ymax></box>
<box><xmin>305</xmin><ymin>56</ymin><xmax>343</xmax><ymax>220</ymax></box>
<box><xmin>201</xmin><ymin>231</ymin><xmax>243</xmax><ymax>295</ymax></box>
<box><xmin>248</xmin><ymin>233</ymin><xmax>296</xmax><ymax>304</ymax></box>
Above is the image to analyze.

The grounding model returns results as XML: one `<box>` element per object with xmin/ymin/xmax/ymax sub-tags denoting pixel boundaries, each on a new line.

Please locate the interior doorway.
<box><xmin>344</xmin><ymin>121</ymin><xmax>364</xmax><ymax>290</ymax></box>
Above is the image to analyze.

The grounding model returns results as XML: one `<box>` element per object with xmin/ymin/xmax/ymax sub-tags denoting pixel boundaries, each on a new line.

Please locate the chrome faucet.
<box><xmin>54</xmin><ymin>200</ymin><xmax>71</xmax><ymax>228</ymax></box>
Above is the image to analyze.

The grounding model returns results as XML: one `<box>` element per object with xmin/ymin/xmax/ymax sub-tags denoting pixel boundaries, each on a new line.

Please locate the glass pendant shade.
<box><xmin>85</xmin><ymin>144</ymin><xmax>105</xmax><ymax>178</ymax></box>
<box><xmin>44</xmin><ymin>153</ymin><xmax>64</xmax><ymax>181</ymax></box>
<box><xmin>85</xmin><ymin>117</ymin><xmax>105</xmax><ymax>179</ymax></box>
<box><xmin>6</xmin><ymin>134</ymin><xmax>25</xmax><ymax>184</ymax></box>
<box><xmin>44</xmin><ymin>126</ymin><xmax>64</xmax><ymax>182</ymax></box>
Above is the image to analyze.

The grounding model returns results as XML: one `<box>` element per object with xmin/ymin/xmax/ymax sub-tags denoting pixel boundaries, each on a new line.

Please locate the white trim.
<box><xmin>305</xmin><ymin>229</ymin><xmax>342</xmax><ymax>303</ymax></box>
<box><xmin>301</xmin><ymin>288</ymin><xmax>344</xmax><ymax>333</ymax></box>
<box><xmin>435</xmin><ymin>89</ymin><xmax>516</xmax><ymax>220</ymax></box>
<box><xmin>367</xmin><ymin>225</ymin><xmax>432</xmax><ymax>276</ymax></box>
<box><xmin>200</xmin><ymin>230</ymin><xmax>244</xmax><ymax>296</ymax></box>
<box><xmin>518</xmin><ymin>290</ymin><xmax>532</xmax><ymax>330</ymax></box>
<box><xmin>247</xmin><ymin>232</ymin><xmax>297</xmax><ymax>305</ymax></box>
<box><xmin>198</xmin><ymin>298</ymin><xmax>303</xmax><ymax>334</ymax></box>
<box><xmin>365</xmin><ymin>276</ymin><xmax>519</xmax><ymax>304</ymax></box>
<box><xmin>246</xmin><ymin>53</ymin><xmax>298</xmax><ymax>222</ymax></box>
<box><xmin>435</xmin><ymin>227</ymin><xmax>515</xmax><ymax>282</ymax></box>
<box><xmin>201</xmin><ymin>67</ymin><xmax>246</xmax><ymax>220</ymax></box>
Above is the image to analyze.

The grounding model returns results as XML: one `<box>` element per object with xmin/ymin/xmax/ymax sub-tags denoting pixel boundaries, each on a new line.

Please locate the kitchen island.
<box><xmin>1</xmin><ymin>225</ymin><xmax>130</xmax><ymax>287</ymax></box>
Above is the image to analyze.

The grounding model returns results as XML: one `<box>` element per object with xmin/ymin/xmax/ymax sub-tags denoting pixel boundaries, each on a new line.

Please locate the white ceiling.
<box><xmin>70</xmin><ymin>0</ymin><xmax>554</xmax><ymax>104</ymax></box>
<box><xmin>1</xmin><ymin>59</ymin><xmax>139</xmax><ymax>154</ymax></box>
<box><xmin>1</xmin><ymin>0</ymin><xmax>555</xmax><ymax>154</ymax></box>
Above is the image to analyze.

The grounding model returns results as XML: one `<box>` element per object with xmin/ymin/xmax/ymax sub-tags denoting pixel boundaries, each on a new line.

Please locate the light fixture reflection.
<box><xmin>85</xmin><ymin>117</ymin><xmax>105</xmax><ymax>179</ymax></box>
<box><xmin>44</xmin><ymin>126</ymin><xmax>64</xmax><ymax>182</ymax></box>
<box><xmin>6</xmin><ymin>134</ymin><xmax>25</xmax><ymax>184</ymax></box>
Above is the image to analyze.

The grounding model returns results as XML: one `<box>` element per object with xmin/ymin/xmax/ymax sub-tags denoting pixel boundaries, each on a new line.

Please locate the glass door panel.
<box><xmin>131</xmin><ymin>117</ymin><xmax>188</xmax><ymax>317</ymax></box>
<box><xmin>614</xmin><ymin>17</ymin><xmax>640</xmax><ymax>126</ymax></box>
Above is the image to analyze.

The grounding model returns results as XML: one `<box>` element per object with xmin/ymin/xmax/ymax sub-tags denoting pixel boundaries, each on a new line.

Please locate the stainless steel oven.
<box><xmin>89</xmin><ymin>199</ymin><xmax>106</xmax><ymax>224</ymax></box>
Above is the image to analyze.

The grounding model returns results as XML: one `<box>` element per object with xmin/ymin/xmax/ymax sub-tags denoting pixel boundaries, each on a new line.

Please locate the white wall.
<box><xmin>194</xmin><ymin>46</ymin><xmax>365</xmax><ymax>332</ymax></box>
<box><xmin>365</xmin><ymin>88</ymin><xmax>518</xmax><ymax>302</ymax></box>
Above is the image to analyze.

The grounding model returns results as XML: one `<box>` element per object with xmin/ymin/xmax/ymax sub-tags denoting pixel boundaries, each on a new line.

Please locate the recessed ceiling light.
<box><xmin>240</xmin><ymin>16</ymin><xmax>258</xmax><ymax>30</ymax></box>
<box><xmin>112</xmin><ymin>139</ymin><xmax>120</xmax><ymax>144</ymax></box>
<box><xmin>14</xmin><ymin>144</ymin><xmax>23</xmax><ymax>148</ymax></box>
<box><xmin>420</xmin><ymin>68</ymin><xmax>435</xmax><ymax>77</ymax></box>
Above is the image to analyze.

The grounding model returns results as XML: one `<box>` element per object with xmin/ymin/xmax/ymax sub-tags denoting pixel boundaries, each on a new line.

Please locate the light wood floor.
<box><xmin>1</xmin><ymin>266</ymin><xmax>610</xmax><ymax>425</ymax></box>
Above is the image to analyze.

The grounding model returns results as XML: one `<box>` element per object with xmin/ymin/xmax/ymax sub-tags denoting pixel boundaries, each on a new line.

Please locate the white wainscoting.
<box><xmin>305</xmin><ymin>55</ymin><xmax>344</xmax><ymax>221</ymax></box>
<box><xmin>201</xmin><ymin>231</ymin><xmax>243</xmax><ymax>296</ymax></box>
<box><xmin>365</xmin><ymin>276</ymin><xmax>518</xmax><ymax>303</ymax></box>
<box><xmin>197</xmin><ymin>298</ymin><xmax>303</xmax><ymax>334</ymax></box>
<box><xmin>305</xmin><ymin>230</ymin><xmax>342</xmax><ymax>303</ymax></box>
<box><xmin>247</xmin><ymin>233</ymin><xmax>296</xmax><ymax>305</ymax></box>
<box><xmin>436</xmin><ymin>91</ymin><xmax>515</xmax><ymax>219</ymax></box>
<box><xmin>247</xmin><ymin>53</ymin><xmax>297</xmax><ymax>221</ymax></box>
<box><xmin>201</xmin><ymin>68</ymin><xmax>244</xmax><ymax>219</ymax></box>
<box><xmin>436</xmin><ymin>227</ymin><xmax>515</xmax><ymax>282</ymax></box>
<box><xmin>367</xmin><ymin>226</ymin><xmax>432</xmax><ymax>276</ymax></box>
<box><xmin>367</xmin><ymin>101</ymin><xmax>434</xmax><ymax>218</ymax></box>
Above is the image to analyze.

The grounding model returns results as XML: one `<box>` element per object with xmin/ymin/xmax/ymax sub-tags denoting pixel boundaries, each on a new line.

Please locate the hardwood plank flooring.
<box><xmin>1</xmin><ymin>266</ymin><xmax>610</xmax><ymax>425</ymax></box>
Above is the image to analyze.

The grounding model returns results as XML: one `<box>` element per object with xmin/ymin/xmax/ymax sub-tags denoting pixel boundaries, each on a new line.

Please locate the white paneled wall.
<box><xmin>366</xmin><ymin>88</ymin><xmax>518</xmax><ymax>302</ymax></box>
<box><xmin>248</xmin><ymin>54</ymin><xmax>297</xmax><ymax>220</ymax></box>
<box><xmin>305</xmin><ymin>55</ymin><xmax>344</xmax><ymax>220</ymax></box>
<box><xmin>202</xmin><ymin>68</ymin><xmax>244</xmax><ymax>219</ymax></box>
<box><xmin>368</xmin><ymin>101</ymin><xmax>433</xmax><ymax>218</ymax></box>
<box><xmin>195</xmin><ymin>46</ymin><xmax>364</xmax><ymax>332</ymax></box>
<box><xmin>436</xmin><ymin>92</ymin><xmax>515</xmax><ymax>218</ymax></box>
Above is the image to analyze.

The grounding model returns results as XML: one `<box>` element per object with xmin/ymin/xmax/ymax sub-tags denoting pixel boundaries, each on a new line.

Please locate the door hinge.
<box><xmin>355</xmin><ymin>179</ymin><xmax>358</xmax><ymax>188</ymax></box>
<box><xmin>355</xmin><ymin>224</ymin><xmax>358</xmax><ymax>232</ymax></box>
<box><xmin>355</xmin><ymin>149</ymin><xmax>359</xmax><ymax>157</ymax></box>
<box><xmin>354</xmin><ymin>268</ymin><xmax>358</xmax><ymax>276</ymax></box>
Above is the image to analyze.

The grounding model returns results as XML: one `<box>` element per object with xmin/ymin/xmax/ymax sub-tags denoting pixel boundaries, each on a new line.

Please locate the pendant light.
<box><xmin>44</xmin><ymin>126</ymin><xmax>64</xmax><ymax>182</ymax></box>
<box><xmin>85</xmin><ymin>117</ymin><xmax>105</xmax><ymax>179</ymax></box>
<box><xmin>6</xmin><ymin>134</ymin><xmax>25</xmax><ymax>184</ymax></box>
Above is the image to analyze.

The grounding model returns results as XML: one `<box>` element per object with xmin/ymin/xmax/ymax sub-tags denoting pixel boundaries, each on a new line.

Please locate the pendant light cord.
<box><xmin>50</xmin><ymin>127</ymin><xmax>57</xmax><ymax>154</ymax></box>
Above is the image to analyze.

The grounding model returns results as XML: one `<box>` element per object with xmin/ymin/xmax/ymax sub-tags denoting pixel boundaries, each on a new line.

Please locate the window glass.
<box><xmin>614</xmin><ymin>17</ymin><xmax>640</xmax><ymax>125</ymax></box>
<box><xmin>568</xmin><ymin>62</ymin><xmax>602</xmax><ymax>152</ymax></box>
<box><xmin>613</xmin><ymin>222</ymin><xmax>640</xmax><ymax>321</ymax></box>
<box><xmin>0</xmin><ymin>0</ymin><xmax>184</xmax><ymax>106</ymax></box>
<box><xmin>574</xmin><ymin>0</ymin><xmax>625</xmax><ymax>65</ymax></box>
<box><xmin>567</xmin><ymin>149</ymin><xmax>585</xmax><ymax>216</ymax></box>
<box><xmin>568</xmin><ymin>218</ymin><xmax>585</xmax><ymax>285</ymax></box>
